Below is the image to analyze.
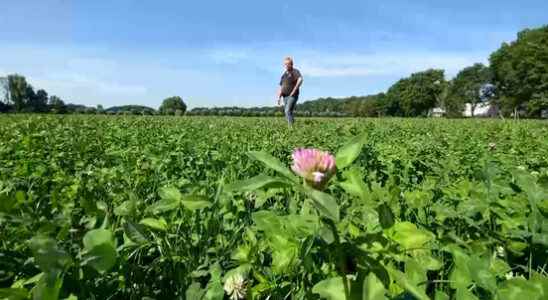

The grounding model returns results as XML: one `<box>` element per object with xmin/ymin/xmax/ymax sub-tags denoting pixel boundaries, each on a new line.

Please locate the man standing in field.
<box><xmin>277</xmin><ymin>56</ymin><xmax>303</xmax><ymax>126</ymax></box>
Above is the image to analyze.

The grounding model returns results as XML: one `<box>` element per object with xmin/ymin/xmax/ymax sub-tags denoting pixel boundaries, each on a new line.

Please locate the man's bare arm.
<box><xmin>290</xmin><ymin>77</ymin><xmax>303</xmax><ymax>97</ymax></box>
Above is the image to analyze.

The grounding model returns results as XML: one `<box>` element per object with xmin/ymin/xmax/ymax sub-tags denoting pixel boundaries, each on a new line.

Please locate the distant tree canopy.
<box><xmin>8</xmin><ymin>74</ymin><xmax>29</xmax><ymax>112</ymax></box>
<box><xmin>296</xmin><ymin>94</ymin><xmax>386</xmax><ymax>117</ymax></box>
<box><xmin>187</xmin><ymin>94</ymin><xmax>386</xmax><ymax>118</ymax></box>
<box><xmin>383</xmin><ymin>69</ymin><xmax>445</xmax><ymax>117</ymax></box>
<box><xmin>106</xmin><ymin>105</ymin><xmax>156</xmax><ymax>115</ymax></box>
<box><xmin>490</xmin><ymin>25</ymin><xmax>548</xmax><ymax>117</ymax></box>
<box><xmin>0</xmin><ymin>74</ymin><xmax>166</xmax><ymax>115</ymax></box>
<box><xmin>4</xmin><ymin>74</ymin><xmax>65</xmax><ymax>113</ymax></box>
<box><xmin>33</xmin><ymin>89</ymin><xmax>50</xmax><ymax>113</ymax></box>
<box><xmin>48</xmin><ymin>96</ymin><xmax>66</xmax><ymax>114</ymax></box>
<box><xmin>159</xmin><ymin>96</ymin><xmax>187</xmax><ymax>115</ymax></box>
<box><xmin>445</xmin><ymin>63</ymin><xmax>493</xmax><ymax>117</ymax></box>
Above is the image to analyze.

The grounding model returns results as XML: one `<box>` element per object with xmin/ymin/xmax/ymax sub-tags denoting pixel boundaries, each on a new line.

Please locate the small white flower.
<box><xmin>505</xmin><ymin>271</ymin><xmax>514</xmax><ymax>280</ymax></box>
<box><xmin>496</xmin><ymin>246</ymin><xmax>505</xmax><ymax>258</ymax></box>
<box><xmin>224</xmin><ymin>273</ymin><xmax>246</xmax><ymax>300</ymax></box>
<box><xmin>245</xmin><ymin>192</ymin><xmax>257</xmax><ymax>202</ymax></box>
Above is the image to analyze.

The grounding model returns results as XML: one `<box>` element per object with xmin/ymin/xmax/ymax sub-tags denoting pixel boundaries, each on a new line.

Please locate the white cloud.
<box><xmin>201</xmin><ymin>42</ymin><xmax>490</xmax><ymax>80</ymax></box>
<box><xmin>298</xmin><ymin>51</ymin><xmax>489</xmax><ymax>78</ymax></box>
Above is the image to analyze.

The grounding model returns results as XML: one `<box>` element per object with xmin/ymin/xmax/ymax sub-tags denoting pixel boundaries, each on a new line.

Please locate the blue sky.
<box><xmin>0</xmin><ymin>0</ymin><xmax>546</xmax><ymax>108</ymax></box>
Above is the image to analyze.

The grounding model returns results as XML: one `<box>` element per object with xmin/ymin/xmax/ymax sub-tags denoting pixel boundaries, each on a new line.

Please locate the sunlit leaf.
<box><xmin>339</xmin><ymin>167</ymin><xmax>368</xmax><ymax>199</ymax></box>
<box><xmin>139</xmin><ymin>217</ymin><xmax>168</xmax><ymax>231</ymax></box>
<box><xmin>335</xmin><ymin>133</ymin><xmax>367</xmax><ymax>169</ymax></box>
<box><xmin>225</xmin><ymin>174</ymin><xmax>291</xmax><ymax>192</ymax></box>
<box><xmin>304</xmin><ymin>186</ymin><xmax>340</xmax><ymax>222</ymax></box>
<box><xmin>181</xmin><ymin>195</ymin><xmax>212</xmax><ymax>211</ymax></box>
<box><xmin>312</xmin><ymin>276</ymin><xmax>346</xmax><ymax>300</ymax></box>
<box><xmin>114</xmin><ymin>200</ymin><xmax>137</xmax><ymax>217</ymax></box>
<box><xmin>386</xmin><ymin>222</ymin><xmax>433</xmax><ymax>250</ymax></box>
<box><xmin>248</xmin><ymin>151</ymin><xmax>297</xmax><ymax>181</ymax></box>
<box><xmin>82</xmin><ymin>229</ymin><xmax>117</xmax><ymax>273</ymax></box>
<box><xmin>146</xmin><ymin>188</ymin><xmax>182</xmax><ymax>214</ymax></box>
<box><xmin>387</xmin><ymin>267</ymin><xmax>429</xmax><ymax>300</ymax></box>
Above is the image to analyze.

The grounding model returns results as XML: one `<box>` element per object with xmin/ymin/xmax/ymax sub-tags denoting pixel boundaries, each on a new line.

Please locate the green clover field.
<box><xmin>1</xmin><ymin>115</ymin><xmax>547</xmax><ymax>300</ymax></box>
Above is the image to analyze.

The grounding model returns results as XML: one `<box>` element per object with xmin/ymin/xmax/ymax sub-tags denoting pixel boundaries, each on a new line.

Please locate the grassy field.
<box><xmin>1</xmin><ymin>115</ymin><xmax>547</xmax><ymax>299</ymax></box>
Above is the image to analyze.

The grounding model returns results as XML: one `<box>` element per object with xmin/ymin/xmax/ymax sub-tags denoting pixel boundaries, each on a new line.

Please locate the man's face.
<box><xmin>284</xmin><ymin>60</ymin><xmax>293</xmax><ymax>71</ymax></box>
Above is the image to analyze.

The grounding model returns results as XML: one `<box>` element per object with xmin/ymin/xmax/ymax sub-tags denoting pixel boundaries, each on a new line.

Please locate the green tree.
<box><xmin>445</xmin><ymin>63</ymin><xmax>493</xmax><ymax>117</ymax></box>
<box><xmin>7</xmin><ymin>74</ymin><xmax>48</xmax><ymax>113</ymax></box>
<box><xmin>85</xmin><ymin>107</ymin><xmax>97</xmax><ymax>114</ymax></box>
<box><xmin>8</xmin><ymin>74</ymin><xmax>29</xmax><ymax>112</ymax></box>
<box><xmin>380</xmin><ymin>83</ymin><xmax>404</xmax><ymax>116</ymax></box>
<box><xmin>385</xmin><ymin>69</ymin><xmax>445</xmax><ymax>116</ymax></box>
<box><xmin>49</xmin><ymin>95</ymin><xmax>66</xmax><ymax>114</ymax></box>
<box><xmin>24</xmin><ymin>85</ymin><xmax>36</xmax><ymax>112</ymax></box>
<box><xmin>159</xmin><ymin>96</ymin><xmax>187</xmax><ymax>115</ymax></box>
<box><xmin>489</xmin><ymin>25</ymin><xmax>548</xmax><ymax>117</ymax></box>
<box><xmin>527</xmin><ymin>93</ymin><xmax>548</xmax><ymax>117</ymax></box>
<box><xmin>34</xmin><ymin>89</ymin><xmax>49</xmax><ymax>113</ymax></box>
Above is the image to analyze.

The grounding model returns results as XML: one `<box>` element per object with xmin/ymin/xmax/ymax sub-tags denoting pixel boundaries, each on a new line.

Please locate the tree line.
<box><xmin>0</xmin><ymin>75</ymin><xmax>66</xmax><ymax>114</ymax></box>
<box><xmin>2</xmin><ymin>25</ymin><xmax>547</xmax><ymax>118</ymax></box>
<box><xmin>0</xmin><ymin>76</ymin><xmax>187</xmax><ymax>115</ymax></box>
<box><xmin>314</xmin><ymin>25</ymin><xmax>547</xmax><ymax>118</ymax></box>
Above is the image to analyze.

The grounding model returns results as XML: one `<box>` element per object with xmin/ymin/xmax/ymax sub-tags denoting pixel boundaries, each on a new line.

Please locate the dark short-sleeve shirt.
<box><xmin>279</xmin><ymin>68</ymin><xmax>302</xmax><ymax>97</ymax></box>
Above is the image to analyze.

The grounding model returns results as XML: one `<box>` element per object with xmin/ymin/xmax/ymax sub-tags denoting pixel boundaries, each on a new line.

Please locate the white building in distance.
<box><xmin>463</xmin><ymin>101</ymin><xmax>498</xmax><ymax>117</ymax></box>
<box><xmin>430</xmin><ymin>101</ymin><xmax>499</xmax><ymax>118</ymax></box>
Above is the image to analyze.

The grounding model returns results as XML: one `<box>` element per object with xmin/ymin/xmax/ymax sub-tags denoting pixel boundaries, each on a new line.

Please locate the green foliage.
<box><xmin>159</xmin><ymin>96</ymin><xmax>187</xmax><ymax>115</ymax></box>
<box><xmin>490</xmin><ymin>25</ymin><xmax>548</xmax><ymax>116</ymax></box>
<box><xmin>384</xmin><ymin>69</ymin><xmax>446</xmax><ymax>117</ymax></box>
<box><xmin>335</xmin><ymin>132</ymin><xmax>368</xmax><ymax>169</ymax></box>
<box><xmin>48</xmin><ymin>96</ymin><xmax>66</xmax><ymax>114</ymax></box>
<box><xmin>104</xmin><ymin>105</ymin><xmax>156</xmax><ymax>115</ymax></box>
<box><xmin>445</xmin><ymin>63</ymin><xmax>493</xmax><ymax>117</ymax></box>
<box><xmin>32</xmin><ymin>89</ymin><xmax>50</xmax><ymax>113</ymax></box>
<box><xmin>297</xmin><ymin>94</ymin><xmax>386</xmax><ymax>117</ymax></box>
<box><xmin>0</xmin><ymin>115</ymin><xmax>547</xmax><ymax>299</ymax></box>
<box><xmin>7</xmin><ymin>74</ymin><xmax>29</xmax><ymax>112</ymax></box>
<box><xmin>312</xmin><ymin>277</ymin><xmax>346</xmax><ymax>299</ymax></box>
<box><xmin>82</xmin><ymin>229</ymin><xmax>117</xmax><ymax>273</ymax></box>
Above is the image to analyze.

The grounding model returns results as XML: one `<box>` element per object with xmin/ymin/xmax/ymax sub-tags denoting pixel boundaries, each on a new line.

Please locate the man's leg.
<box><xmin>284</xmin><ymin>96</ymin><xmax>297</xmax><ymax>125</ymax></box>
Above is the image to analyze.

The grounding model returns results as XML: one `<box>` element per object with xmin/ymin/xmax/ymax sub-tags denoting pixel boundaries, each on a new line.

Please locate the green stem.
<box><xmin>325</xmin><ymin>218</ymin><xmax>351</xmax><ymax>299</ymax></box>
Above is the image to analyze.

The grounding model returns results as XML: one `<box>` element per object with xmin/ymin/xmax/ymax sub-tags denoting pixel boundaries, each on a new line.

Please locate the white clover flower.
<box><xmin>224</xmin><ymin>273</ymin><xmax>246</xmax><ymax>300</ymax></box>
<box><xmin>245</xmin><ymin>191</ymin><xmax>257</xmax><ymax>202</ymax></box>
<box><xmin>496</xmin><ymin>246</ymin><xmax>505</xmax><ymax>258</ymax></box>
